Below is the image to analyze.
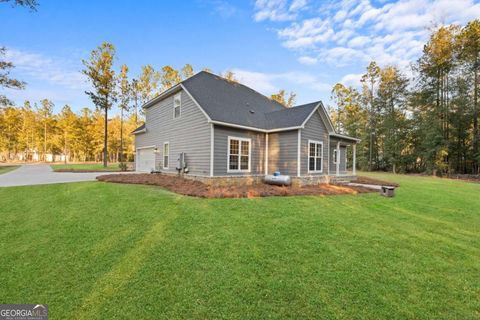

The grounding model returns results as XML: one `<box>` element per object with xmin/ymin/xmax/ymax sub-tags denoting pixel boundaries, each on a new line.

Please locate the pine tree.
<box><xmin>270</xmin><ymin>89</ymin><xmax>296</xmax><ymax>108</ymax></box>
<box><xmin>82</xmin><ymin>42</ymin><xmax>117</xmax><ymax>168</ymax></box>
<box><xmin>118</xmin><ymin>64</ymin><xmax>130</xmax><ymax>167</ymax></box>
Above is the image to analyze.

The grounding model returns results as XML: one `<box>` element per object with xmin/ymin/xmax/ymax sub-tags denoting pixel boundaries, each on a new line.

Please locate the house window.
<box><xmin>228</xmin><ymin>137</ymin><xmax>251</xmax><ymax>172</ymax></box>
<box><xmin>163</xmin><ymin>142</ymin><xmax>169</xmax><ymax>169</ymax></box>
<box><xmin>308</xmin><ymin>140</ymin><xmax>323</xmax><ymax>172</ymax></box>
<box><xmin>333</xmin><ymin>149</ymin><xmax>338</xmax><ymax>164</ymax></box>
<box><xmin>173</xmin><ymin>93</ymin><xmax>181</xmax><ymax>118</ymax></box>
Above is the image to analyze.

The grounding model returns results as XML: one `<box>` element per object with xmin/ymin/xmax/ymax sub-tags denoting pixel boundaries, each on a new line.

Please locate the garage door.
<box><xmin>136</xmin><ymin>147</ymin><xmax>155</xmax><ymax>172</ymax></box>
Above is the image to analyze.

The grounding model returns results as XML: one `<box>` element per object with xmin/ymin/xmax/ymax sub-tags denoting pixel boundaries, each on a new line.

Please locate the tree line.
<box><xmin>1</xmin><ymin>40</ymin><xmax>295</xmax><ymax>165</ymax></box>
<box><xmin>330</xmin><ymin>20</ymin><xmax>480</xmax><ymax>175</ymax></box>
<box><xmin>0</xmin><ymin>44</ymin><xmax>199</xmax><ymax>164</ymax></box>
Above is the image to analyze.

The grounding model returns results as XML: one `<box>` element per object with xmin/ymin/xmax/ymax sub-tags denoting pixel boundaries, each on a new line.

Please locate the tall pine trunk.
<box><xmin>103</xmin><ymin>105</ymin><xmax>108</xmax><ymax>168</ymax></box>
<box><xmin>44</xmin><ymin>122</ymin><xmax>47</xmax><ymax>162</ymax></box>
<box><xmin>474</xmin><ymin>67</ymin><xmax>478</xmax><ymax>174</ymax></box>
<box><xmin>134</xmin><ymin>95</ymin><xmax>138</xmax><ymax>125</ymax></box>
<box><xmin>120</xmin><ymin>107</ymin><xmax>124</xmax><ymax>164</ymax></box>
<box><xmin>64</xmin><ymin>133</ymin><xmax>67</xmax><ymax>164</ymax></box>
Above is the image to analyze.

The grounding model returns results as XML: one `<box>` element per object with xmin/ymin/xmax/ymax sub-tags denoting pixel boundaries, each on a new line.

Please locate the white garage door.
<box><xmin>136</xmin><ymin>147</ymin><xmax>155</xmax><ymax>172</ymax></box>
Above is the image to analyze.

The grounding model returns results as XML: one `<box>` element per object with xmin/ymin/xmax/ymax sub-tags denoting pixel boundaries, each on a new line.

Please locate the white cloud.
<box><xmin>254</xmin><ymin>0</ymin><xmax>308</xmax><ymax>22</ymax></box>
<box><xmin>323</xmin><ymin>46</ymin><xmax>368</xmax><ymax>66</ymax></box>
<box><xmin>4</xmin><ymin>48</ymin><xmax>87</xmax><ymax>90</ymax></box>
<box><xmin>2</xmin><ymin>47</ymin><xmax>91</xmax><ymax>108</ymax></box>
<box><xmin>211</xmin><ymin>0</ymin><xmax>239</xmax><ymax>18</ymax></box>
<box><xmin>231</xmin><ymin>69</ymin><xmax>278</xmax><ymax>92</ymax></box>
<box><xmin>348</xmin><ymin>35</ymin><xmax>370</xmax><ymax>48</ymax></box>
<box><xmin>278</xmin><ymin>17</ymin><xmax>334</xmax><ymax>48</ymax></box>
<box><xmin>298</xmin><ymin>56</ymin><xmax>318</xmax><ymax>65</ymax></box>
<box><xmin>230</xmin><ymin>68</ymin><xmax>331</xmax><ymax>100</ymax></box>
<box><xmin>289</xmin><ymin>0</ymin><xmax>308</xmax><ymax>12</ymax></box>
<box><xmin>333</xmin><ymin>10</ymin><xmax>347</xmax><ymax>22</ymax></box>
<box><xmin>255</xmin><ymin>0</ymin><xmax>480</xmax><ymax>69</ymax></box>
<box><xmin>3</xmin><ymin>86</ymin><xmax>86</xmax><ymax>107</ymax></box>
<box><xmin>340</xmin><ymin>73</ymin><xmax>363</xmax><ymax>87</ymax></box>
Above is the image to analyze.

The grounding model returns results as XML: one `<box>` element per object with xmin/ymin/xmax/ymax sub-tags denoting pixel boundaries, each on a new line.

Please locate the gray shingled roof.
<box><xmin>131</xmin><ymin>123</ymin><xmax>145</xmax><ymax>134</ymax></box>
<box><xmin>181</xmin><ymin>71</ymin><xmax>320</xmax><ymax>130</ymax></box>
<box><xmin>264</xmin><ymin>101</ymin><xmax>319</xmax><ymax>130</ymax></box>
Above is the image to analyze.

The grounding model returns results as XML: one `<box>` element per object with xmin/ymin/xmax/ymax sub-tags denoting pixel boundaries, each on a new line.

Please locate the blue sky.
<box><xmin>1</xmin><ymin>0</ymin><xmax>479</xmax><ymax>113</ymax></box>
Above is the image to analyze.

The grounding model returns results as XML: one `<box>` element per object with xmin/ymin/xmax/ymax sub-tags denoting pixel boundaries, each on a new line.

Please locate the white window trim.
<box><xmin>227</xmin><ymin>136</ymin><xmax>251</xmax><ymax>173</ymax></box>
<box><xmin>173</xmin><ymin>93</ymin><xmax>181</xmax><ymax>119</ymax></box>
<box><xmin>333</xmin><ymin>149</ymin><xmax>338</xmax><ymax>165</ymax></box>
<box><xmin>307</xmin><ymin>140</ymin><xmax>323</xmax><ymax>173</ymax></box>
<box><xmin>163</xmin><ymin>142</ymin><xmax>169</xmax><ymax>169</ymax></box>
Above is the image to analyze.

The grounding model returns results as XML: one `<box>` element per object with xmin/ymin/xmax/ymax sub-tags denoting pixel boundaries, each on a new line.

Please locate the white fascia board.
<box><xmin>142</xmin><ymin>85</ymin><xmax>182</xmax><ymax>109</ymax></box>
<box><xmin>329</xmin><ymin>133</ymin><xmax>361</xmax><ymax>142</ymax></box>
<box><xmin>131</xmin><ymin>128</ymin><xmax>147</xmax><ymax>135</ymax></box>
<box><xmin>180</xmin><ymin>84</ymin><xmax>212</xmax><ymax>122</ymax></box>
<box><xmin>209</xmin><ymin>120</ymin><xmax>302</xmax><ymax>133</ymax></box>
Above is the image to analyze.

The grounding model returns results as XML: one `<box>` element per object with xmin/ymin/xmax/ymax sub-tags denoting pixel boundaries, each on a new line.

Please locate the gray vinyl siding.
<box><xmin>301</xmin><ymin>111</ymin><xmax>329</xmax><ymax>176</ymax></box>
<box><xmin>267</xmin><ymin>130</ymin><xmax>298</xmax><ymax>176</ymax></box>
<box><xmin>329</xmin><ymin>140</ymin><xmax>347</xmax><ymax>174</ymax></box>
<box><xmin>134</xmin><ymin>89</ymin><xmax>211</xmax><ymax>175</ymax></box>
<box><xmin>213</xmin><ymin>125</ymin><xmax>265</xmax><ymax>176</ymax></box>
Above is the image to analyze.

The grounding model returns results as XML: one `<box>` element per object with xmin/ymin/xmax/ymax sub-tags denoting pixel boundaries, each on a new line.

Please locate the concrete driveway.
<box><xmin>0</xmin><ymin>164</ymin><xmax>120</xmax><ymax>187</ymax></box>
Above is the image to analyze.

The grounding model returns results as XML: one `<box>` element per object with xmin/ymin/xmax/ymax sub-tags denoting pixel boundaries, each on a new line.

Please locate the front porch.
<box><xmin>329</xmin><ymin>133</ymin><xmax>359</xmax><ymax>177</ymax></box>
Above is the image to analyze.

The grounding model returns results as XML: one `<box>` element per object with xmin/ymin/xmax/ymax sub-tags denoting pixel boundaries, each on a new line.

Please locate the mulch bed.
<box><xmin>97</xmin><ymin>173</ymin><xmax>377</xmax><ymax>198</ymax></box>
<box><xmin>354</xmin><ymin>176</ymin><xmax>399</xmax><ymax>187</ymax></box>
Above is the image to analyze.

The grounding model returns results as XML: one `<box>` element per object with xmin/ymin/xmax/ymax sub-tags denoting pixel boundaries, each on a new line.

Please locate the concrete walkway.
<box><xmin>0</xmin><ymin>164</ymin><xmax>120</xmax><ymax>187</ymax></box>
<box><xmin>347</xmin><ymin>182</ymin><xmax>382</xmax><ymax>190</ymax></box>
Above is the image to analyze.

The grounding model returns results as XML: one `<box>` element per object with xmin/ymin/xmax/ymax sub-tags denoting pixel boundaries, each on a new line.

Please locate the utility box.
<box><xmin>176</xmin><ymin>152</ymin><xmax>189</xmax><ymax>174</ymax></box>
<box><xmin>380</xmin><ymin>186</ymin><xmax>395</xmax><ymax>197</ymax></box>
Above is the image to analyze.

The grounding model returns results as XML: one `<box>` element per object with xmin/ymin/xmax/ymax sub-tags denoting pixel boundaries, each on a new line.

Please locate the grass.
<box><xmin>50</xmin><ymin>163</ymin><xmax>121</xmax><ymax>172</ymax></box>
<box><xmin>0</xmin><ymin>173</ymin><xmax>478</xmax><ymax>319</ymax></box>
<box><xmin>0</xmin><ymin>165</ymin><xmax>19</xmax><ymax>175</ymax></box>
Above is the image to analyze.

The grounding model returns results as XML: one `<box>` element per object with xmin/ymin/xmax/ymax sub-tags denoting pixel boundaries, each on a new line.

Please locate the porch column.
<box><xmin>336</xmin><ymin>141</ymin><xmax>340</xmax><ymax>176</ymax></box>
<box><xmin>352</xmin><ymin>144</ymin><xmax>356</xmax><ymax>176</ymax></box>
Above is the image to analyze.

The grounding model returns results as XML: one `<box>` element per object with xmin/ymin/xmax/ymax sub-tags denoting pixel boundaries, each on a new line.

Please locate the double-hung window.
<box><xmin>228</xmin><ymin>137</ymin><xmax>251</xmax><ymax>172</ymax></box>
<box><xmin>163</xmin><ymin>142</ymin><xmax>169</xmax><ymax>169</ymax></box>
<box><xmin>173</xmin><ymin>93</ymin><xmax>181</xmax><ymax>119</ymax></box>
<box><xmin>308</xmin><ymin>140</ymin><xmax>323</xmax><ymax>172</ymax></box>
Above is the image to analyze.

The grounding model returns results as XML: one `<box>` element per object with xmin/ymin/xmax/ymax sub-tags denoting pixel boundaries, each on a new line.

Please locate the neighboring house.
<box><xmin>133</xmin><ymin>71</ymin><xmax>359</xmax><ymax>184</ymax></box>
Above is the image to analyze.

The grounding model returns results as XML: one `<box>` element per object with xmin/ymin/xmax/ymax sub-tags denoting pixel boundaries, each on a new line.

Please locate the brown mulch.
<box><xmin>97</xmin><ymin>173</ymin><xmax>376</xmax><ymax>198</ymax></box>
<box><xmin>354</xmin><ymin>176</ymin><xmax>399</xmax><ymax>187</ymax></box>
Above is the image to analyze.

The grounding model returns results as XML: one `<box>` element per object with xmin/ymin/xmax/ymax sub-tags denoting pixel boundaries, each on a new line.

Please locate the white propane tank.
<box><xmin>264</xmin><ymin>173</ymin><xmax>291</xmax><ymax>186</ymax></box>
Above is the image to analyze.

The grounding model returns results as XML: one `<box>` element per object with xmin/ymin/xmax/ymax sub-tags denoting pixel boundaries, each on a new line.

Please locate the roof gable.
<box><xmin>141</xmin><ymin>71</ymin><xmax>339</xmax><ymax>134</ymax></box>
<box><xmin>264</xmin><ymin>101</ymin><xmax>319</xmax><ymax>130</ymax></box>
<box><xmin>181</xmin><ymin>71</ymin><xmax>286</xmax><ymax>129</ymax></box>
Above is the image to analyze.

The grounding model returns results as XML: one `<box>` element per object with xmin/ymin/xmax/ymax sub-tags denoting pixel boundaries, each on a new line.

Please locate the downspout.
<box><xmin>210</xmin><ymin>123</ymin><xmax>214</xmax><ymax>177</ymax></box>
<box><xmin>265</xmin><ymin>133</ymin><xmax>269</xmax><ymax>175</ymax></box>
<box><xmin>327</xmin><ymin>136</ymin><xmax>330</xmax><ymax>177</ymax></box>
<box><xmin>297</xmin><ymin>129</ymin><xmax>301</xmax><ymax>177</ymax></box>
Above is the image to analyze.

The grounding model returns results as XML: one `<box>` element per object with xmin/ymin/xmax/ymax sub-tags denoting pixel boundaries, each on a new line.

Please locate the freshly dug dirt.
<box><xmin>97</xmin><ymin>173</ymin><xmax>376</xmax><ymax>198</ymax></box>
<box><xmin>354</xmin><ymin>176</ymin><xmax>399</xmax><ymax>187</ymax></box>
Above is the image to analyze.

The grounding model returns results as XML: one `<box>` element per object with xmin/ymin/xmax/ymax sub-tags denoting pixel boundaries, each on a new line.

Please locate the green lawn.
<box><xmin>0</xmin><ymin>174</ymin><xmax>478</xmax><ymax>319</ymax></box>
<box><xmin>50</xmin><ymin>163</ymin><xmax>121</xmax><ymax>171</ymax></box>
<box><xmin>0</xmin><ymin>165</ymin><xmax>19</xmax><ymax>175</ymax></box>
